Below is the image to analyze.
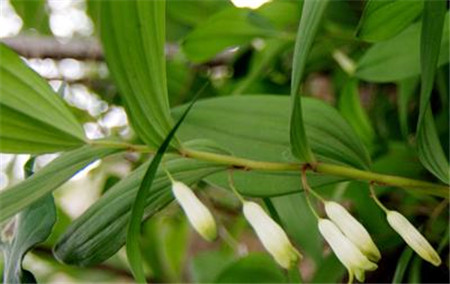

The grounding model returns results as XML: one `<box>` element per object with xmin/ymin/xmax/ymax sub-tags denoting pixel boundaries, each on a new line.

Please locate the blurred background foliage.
<box><xmin>0</xmin><ymin>0</ymin><xmax>448</xmax><ymax>283</ymax></box>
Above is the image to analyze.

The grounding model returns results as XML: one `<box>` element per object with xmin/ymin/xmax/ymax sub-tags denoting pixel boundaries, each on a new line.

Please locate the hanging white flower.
<box><xmin>171</xmin><ymin>181</ymin><xmax>217</xmax><ymax>242</ymax></box>
<box><xmin>387</xmin><ymin>211</ymin><xmax>441</xmax><ymax>266</ymax></box>
<box><xmin>243</xmin><ymin>201</ymin><xmax>301</xmax><ymax>269</ymax></box>
<box><xmin>324</xmin><ymin>201</ymin><xmax>381</xmax><ymax>261</ymax></box>
<box><xmin>318</xmin><ymin>218</ymin><xmax>377</xmax><ymax>282</ymax></box>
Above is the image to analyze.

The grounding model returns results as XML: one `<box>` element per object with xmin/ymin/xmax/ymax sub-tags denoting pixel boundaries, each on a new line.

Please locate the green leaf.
<box><xmin>355</xmin><ymin>13</ymin><xmax>449</xmax><ymax>82</ymax></box>
<box><xmin>53</xmin><ymin>155</ymin><xmax>225</xmax><ymax>266</ymax></box>
<box><xmin>215</xmin><ymin>253</ymin><xmax>287</xmax><ymax>283</ymax></box>
<box><xmin>338</xmin><ymin>79</ymin><xmax>375</xmax><ymax>149</ymax></box>
<box><xmin>182</xmin><ymin>7</ymin><xmax>279</xmax><ymax>63</ymax></box>
<box><xmin>2</xmin><ymin>194</ymin><xmax>55</xmax><ymax>284</ymax></box>
<box><xmin>11</xmin><ymin>0</ymin><xmax>50</xmax><ymax>34</ymax></box>
<box><xmin>290</xmin><ymin>0</ymin><xmax>329</xmax><ymax>163</ymax></box>
<box><xmin>417</xmin><ymin>107</ymin><xmax>449</xmax><ymax>184</ymax></box>
<box><xmin>0</xmin><ymin>146</ymin><xmax>119</xmax><ymax>223</ymax></box>
<box><xmin>190</xmin><ymin>250</ymin><xmax>235</xmax><ymax>283</ymax></box>
<box><xmin>126</xmin><ymin>92</ymin><xmax>200</xmax><ymax>283</ymax></box>
<box><xmin>174</xmin><ymin>95</ymin><xmax>370</xmax><ymax>169</ymax></box>
<box><xmin>100</xmin><ymin>1</ymin><xmax>174</xmax><ymax>148</ymax></box>
<box><xmin>0</xmin><ymin>44</ymin><xmax>85</xmax><ymax>153</ymax></box>
<box><xmin>2</xmin><ymin>158</ymin><xmax>56</xmax><ymax>284</ymax></box>
<box><xmin>355</xmin><ymin>0</ymin><xmax>423</xmax><ymax>42</ymax></box>
<box><xmin>392</xmin><ymin>246</ymin><xmax>414</xmax><ymax>284</ymax></box>
<box><xmin>416</xmin><ymin>0</ymin><xmax>449</xmax><ymax>184</ymax></box>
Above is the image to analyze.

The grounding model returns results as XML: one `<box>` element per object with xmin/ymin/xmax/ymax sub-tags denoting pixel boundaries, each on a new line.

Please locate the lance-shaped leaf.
<box><xmin>2</xmin><ymin>158</ymin><xmax>56</xmax><ymax>284</ymax></box>
<box><xmin>100</xmin><ymin>1</ymin><xmax>174</xmax><ymax>148</ymax></box>
<box><xmin>416</xmin><ymin>0</ymin><xmax>449</xmax><ymax>184</ymax></box>
<box><xmin>290</xmin><ymin>0</ymin><xmax>329</xmax><ymax>163</ymax></box>
<box><xmin>0</xmin><ymin>146</ymin><xmax>120</xmax><ymax>223</ymax></box>
<box><xmin>355</xmin><ymin>0</ymin><xmax>423</xmax><ymax>42</ymax></box>
<box><xmin>126</xmin><ymin>92</ymin><xmax>200</xmax><ymax>282</ymax></box>
<box><xmin>0</xmin><ymin>44</ymin><xmax>85</xmax><ymax>153</ymax></box>
<box><xmin>182</xmin><ymin>7</ymin><xmax>279</xmax><ymax>63</ymax></box>
<box><xmin>355</xmin><ymin>13</ymin><xmax>449</xmax><ymax>83</ymax></box>
<box><xmin>54</xmin><ymin>155</ymin><xmax>225</xmax><ymax>267</ymax></box>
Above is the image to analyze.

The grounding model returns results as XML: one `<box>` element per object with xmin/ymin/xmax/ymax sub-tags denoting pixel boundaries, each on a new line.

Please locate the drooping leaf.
<box><xmin>416</xmin><ymin>0</ymin><xmax>449</xmax><ymax>184</ymax></box>
<box><xmin>2</xmin><ymin>157</ymin><xmax>56</xmax><ymax>284</ymax></box>
<box><xmin>54</xmin><ymin>155</ymin><xmax>225</xmax><ymax>267</ymax></box>
<box><xmin>174</xmin><ymin>95</ymin><xmax>370</xmax><ymax>169</ymax></box>
<box><xmin>182</xmin><ymin>7</ymin><xmax>279</xmax><ymax>63</ymax></box>
<box><xmin>100</xmin><ymin>1</ymin><xmax>174</xmax><ymax>148</ymax></box>
<box><xmin>338</xmin><ymin>79</ymin><xmax>375</xmax><ymax>149</ymax></box>
<box><xmin>214</xmin><ymin>253</ymin><xmax>287</xmax><ymax>283</ymax></box>
<box><xmin>355</xmin><ymin>13</ymin><xmax>449</xmax><ymax>82</ymax></box>
<box><xmin>0</xmin><ymin>146</ymin><xmax>119</xmax><ymax>223</ymax></box>
<box><xmin>125</xmin><ymin>92</ymin><xmax>201</xmax><ymax>283</ymax></box>
<box><xmin>417</xmin><ymin>107</ymin><xmax>449</xmax><ymax>184</ymax></box>
<box><xmin>355</xmin><ymin>0</ymin><xmax>423</xmax><ymax>42</ymax></box>
<box><xmin>0</xmin><ymin>44</ymin><xmax>86</xmax><ymax>153</ymax></box>
<box><xmin>173</xmin><ymin>95</ymin><xmax>368</xmax><ymax>197</ymax></box>
<box><xmin>290</xmin><ymin>0</ymin><xmax>329</xmax><ymax>163</ymax></box>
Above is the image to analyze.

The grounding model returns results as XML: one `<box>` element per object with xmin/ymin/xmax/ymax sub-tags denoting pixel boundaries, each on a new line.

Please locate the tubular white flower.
<box><xmin>243</xmin><ymin>201</ymin><xmax>300</xmax><ymax>269</ymax></box>
<box><xmin>171</xmin><ymin>181</ymin><xmax>217</xmax><ymax>242</ymax></box>
<box><xmin>318</xmin><ymin>219</ymin><xmax>378</xmax><ymax>274</ymax></box>
<box><xmin>324</xmin><ymin>201</ymin><xmax>381</xmax><ymax>261</ymax></box>
<box><xmin>387</xmin><ymin>211</ymin><xmax>441</xmax><ymax>266</ymax></box>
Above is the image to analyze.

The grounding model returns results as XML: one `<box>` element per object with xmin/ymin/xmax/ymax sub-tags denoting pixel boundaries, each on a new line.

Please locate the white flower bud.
<box><xmin>318</xmin><ymin>219</ymin><xmax>378</xmax><ymax>274</ymax></box>
<box><xmin>243</xmin><ymin>201</ymin><xmax>300</xmax><ymax>269</ymax></box>
<box><xmin>171</xmin><ymin>181</ymin><xmax>217</xmax><ymax>242</ymax></box>
<box><xmin>387</xmin><ymin>211</ymin><xmax>441</xmax><ymax>266</ymax></box>
<box><xmin>324</xmin><ymin>201</ymin><xmax>381</xmax><ymax>261</ymax></box>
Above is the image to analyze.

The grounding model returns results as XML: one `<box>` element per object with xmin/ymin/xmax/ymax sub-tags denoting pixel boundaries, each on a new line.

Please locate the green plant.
<box><xmin>0</xmin><ymin>0</ymin><xmax>448</xmax><ymax>283</ymax></box>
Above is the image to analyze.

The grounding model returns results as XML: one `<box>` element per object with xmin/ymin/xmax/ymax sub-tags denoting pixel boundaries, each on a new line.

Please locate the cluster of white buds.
<box><xmin>242</xmin><ymin>201</ymin><xmax>301</xmax><ymax>269</ymax></box>
<box><xmin>170</xmin><ymin>180</ymin><xmax>217</xmax><ymax>242</ymax></box>
<box><xmin>320</xmin><ymin>202</ymin><xmax>380</xmax><ymax>282</ymax></box>
<box><xmin>170</xmin><ymin>174</ymin><xmax>442</xmax><ymax>278</ymax></box>
<box><xmin>170</xmin><ymin>178</ymin><xmax>300</xmax><ymax>269</ymax></box>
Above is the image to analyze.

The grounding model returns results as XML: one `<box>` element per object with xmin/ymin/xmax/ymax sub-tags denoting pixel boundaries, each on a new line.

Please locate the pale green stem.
<box><xmin>301</xmin><ymin>167</ymin><xmax>321</xmax><ymax>219</ymax></box>
<box><xmin>90</xmin><ymin>140</ymin><xmax>448</xmax><ymax>198</ymax></box>
<box><xmin>227</xmin><ymin>170</ymin><xmax>245</xmax><ymax>203</ymax></box>
<box><xmin>369</xmin><ymin>183</ymin><xmax>389</xmax><ymax>213</ymax></box>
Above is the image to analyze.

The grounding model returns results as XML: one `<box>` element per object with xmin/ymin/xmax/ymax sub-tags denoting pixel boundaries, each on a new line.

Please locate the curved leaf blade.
<box><xmin>100</xmin><ymin>1</ymin><xmax>173</xmax><ymax>148</ymax></box>
<box><xmin>174</xmin><ymin>95</ymin><xmax>370</xmax><ymax>170</ymax></box>
<box><xmin>126</xmin><ymin>93</ymin><xmax>200</xmax><ymax>282</ymax></box>
<box><xmin>355</xmin><ymin>0</ymin><xmax>423</xmax><ymax>42</ymax></box>
<box><xmin>54</xmin><ymin>155</ymin><xmax>225</xmax><ymax>267</ymax></box>
<box><xmin>2</xmin><ymin>158</ymin><xmax>56</xmax><ymax>284</ymax></box>
<box><xmin>0</xmin><ymin>146</ymin><xmax>119</xmax><ymax>223</ymax></box>
<box><xmin>417</xmin><ymin>0</ymin><xmax>449</xmax><ymax>184</ymax></box>
<box><xmin>355</xmin><ymin>13</ymin><xmax>449</xmax><ymax>83</ymax></box>
<box><xmin>290</xmin><ymin>0</ymin><xmax>329</xmax><ymax>163</ymax></box>
<box><xmin>182</xmin><ymin>7</ymin><xmax>278</xmax><ymax>63</ymax></box>
<box><xmin>0</xmin><ymin>44</ymin><xmax>85</xmax><ymax>153</ymax></box>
